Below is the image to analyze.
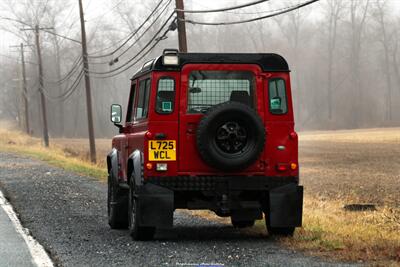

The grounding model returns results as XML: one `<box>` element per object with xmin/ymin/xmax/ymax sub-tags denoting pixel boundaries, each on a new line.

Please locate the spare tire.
<box><xmin>196</xmin><ymin>101</ymin><xmax>265</xmax><ymax>171</ymax></box>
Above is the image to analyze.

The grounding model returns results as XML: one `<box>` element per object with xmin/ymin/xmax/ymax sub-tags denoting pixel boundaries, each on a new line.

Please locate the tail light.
<box><xmin>276</xmin><ymin>163</ymin><xmax>288</xmax><ymax>172</ymax></box>
<box><xmin>289</xmin><ymin>131</ymin><xmax>298</xmax><ymax>139</ymax></box>
<box><xmin>291</xmin><ymin>163</ymin><xmax>298</xmax><ymax>170</ymax></box>
<box><xmin>146</xmin><ymin>162</ymin><xmax>153</xmax><ymax>170</ymax></box>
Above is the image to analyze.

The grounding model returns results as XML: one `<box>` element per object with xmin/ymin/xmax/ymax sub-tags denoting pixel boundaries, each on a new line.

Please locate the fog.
<box><xmin>0</xmin><ymin>0</ymin><xmax>399</xmax><ymax>138</ymax></box>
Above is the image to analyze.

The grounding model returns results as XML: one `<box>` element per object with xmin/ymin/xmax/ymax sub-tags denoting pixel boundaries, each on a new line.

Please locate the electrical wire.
<box><xmin>181</xmin><ymin>0</ymin><xmax>320</xmax><ymax>25</ymax></box>
<box><xmin>175</xmin><ymin>0</ymin><xmax>269</xmax><ymax>13</ymax></box>
<box><xmin>41</xmin><ymin>29</ymin><xmax>81</xmax><ymax>44</ymax></box>
<box><xmin>190</xmin><ymin>0</ymin><xmax>300</xmax><ymax>15</ymax></box>
<box><xmin>88</xmin><ymin>0</ymin><xmax>172</xmax><ymax>65</ymax></box>
<box><xmin>88</xmin><ymin>0</ymin><xmax>166</xmax><ymax>58</ymax></box>
<box><xmin>41</xmin><ymin>69</ymin><xmax>84</xmax><ymax>101</ymax></box>
<box><xmin>87</xmin><ymin>11</ymin><xmax>175</xmax><ymax>76</ymax></box>
<box><xmin>89</xmin><ymin>17</ymin><xmax>174</xmax><ymax>79</ymax></box>
<box><xmin>42</xmin><ymin>56</ymin><xmax>83</xmax><ymax>85</ymax></box>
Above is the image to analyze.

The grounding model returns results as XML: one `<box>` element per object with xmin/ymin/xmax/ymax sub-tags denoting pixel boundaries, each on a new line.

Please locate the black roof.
<box><xmin>131</xmin><ymin>52</ymin><xmax>289</xmax><ymax>80</ymax></box>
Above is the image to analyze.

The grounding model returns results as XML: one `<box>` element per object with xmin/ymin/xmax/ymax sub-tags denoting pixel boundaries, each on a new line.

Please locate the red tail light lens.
<box><xmin>289</xmin><ymin>131</ymin><xmax>298</xmax><ymax>139</ymax></box>
<box><xmin>276</xmin><ymin>163</ymin><xmax>288</xmax><ymax>172</ymax></box>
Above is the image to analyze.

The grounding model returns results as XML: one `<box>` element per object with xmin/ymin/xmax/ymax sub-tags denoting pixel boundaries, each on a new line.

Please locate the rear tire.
<box><xmin>128</xmin><ymin>176</ymin><xmax>155</xmax><ymax>241</ymax></box>
<box><xmin>231</xmin><ymin>219</ymin><xmax>255</xmax><ymax>228</ymax></box>
<box><xmin>107</xmin><ymin>169</ymin><xmax>128</xmax><ymax>229</ymax></box>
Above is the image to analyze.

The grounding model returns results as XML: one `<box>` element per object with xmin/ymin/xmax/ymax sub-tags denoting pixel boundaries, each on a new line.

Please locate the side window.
<box><xmin>136</xmin><ymin>78</ymin><xmax>151</xmax><ymax>120</ymax></box>
<box><xmin>269</xmin><ymin>79</ymin><xmax>288</xmax><ymax>114</ymax></box>
<box><xmin>126</xmin><ymin>83</ymin><xmax>136</xmax><ymax>122</ymax></box>
<box><xmin>156</xmin><ymin>77</ymin><xmax>175</xmax><ymax>114</ymax></box>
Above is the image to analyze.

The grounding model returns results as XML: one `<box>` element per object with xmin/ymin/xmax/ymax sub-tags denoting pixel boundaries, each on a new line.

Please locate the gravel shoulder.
<box><xmin>0</xmin><ymin>152</ymin><xmax>357</xmax><ymax>267</ymax></box>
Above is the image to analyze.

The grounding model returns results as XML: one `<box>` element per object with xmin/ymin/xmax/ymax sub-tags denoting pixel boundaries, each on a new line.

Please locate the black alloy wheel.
<box><xmin>216</xmin><ymin>121</ymin><xmax>248</xmax><ymax>153</ymax></box>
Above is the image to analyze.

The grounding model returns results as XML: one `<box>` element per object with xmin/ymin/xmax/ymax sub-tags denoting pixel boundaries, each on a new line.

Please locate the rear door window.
<box><xmin>187</xmin><ymin>71</ymin><xmax>254</xmax><ymax>114</ymax></box>
<box><xmin>156</xmin><ymin>77</ymin><xmax>175</xmax><ymax>114</ymax></box>
<box><xmin>268</xmin><ymin>78</ymin><xmax>288</xmax><ymax>114</ymax></box>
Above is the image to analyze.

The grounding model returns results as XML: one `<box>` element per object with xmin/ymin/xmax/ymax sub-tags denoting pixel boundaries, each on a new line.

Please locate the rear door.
<box><xmin>263</xmin><ymin>73</ymin><xmax>298</xmax><ymax>177</ymax></box>
<box><xmin>178</xmin><ymin>64</ymin><xmax>266</xmax><ymax>174</ymax></box>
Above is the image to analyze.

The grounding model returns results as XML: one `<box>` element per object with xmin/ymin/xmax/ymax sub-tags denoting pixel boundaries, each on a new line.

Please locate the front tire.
<box><xmin>128</xmin><ymin>177</ymin><xmax>155</xmax><ymax>241</ymax></box>
<box><xmin>107</xmin><ymin>169</ymin><xmax>128</xmax><ymax>229</ymax></box>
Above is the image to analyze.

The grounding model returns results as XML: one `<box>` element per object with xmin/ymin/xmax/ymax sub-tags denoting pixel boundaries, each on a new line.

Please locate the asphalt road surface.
<box><xmin>0</xmin><ymin>198</ymin><xmax>36</xmax><ymax>267</ymax></box>
<box><xmin>0</xmin><ymin>152</ymin><xmax>357</xmax><ymax>267</ymax></box>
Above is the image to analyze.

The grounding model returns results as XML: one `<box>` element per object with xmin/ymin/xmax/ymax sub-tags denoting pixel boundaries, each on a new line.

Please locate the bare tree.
<box><xmin>348</xmin><ymin>0</ymin><xmax>369</xmax><ymax>127</ymax></box>
<box><xmin>274</xmin><ymin>5</ymin><xmax>313</xmax><ymax>124</ymax></box>
<box><xmin>372</xmin><ymin>0</ymin><xmax>394</xmax><ymax>121</ymax></box>
<box><xmin>323</xmin><ymin>0</ymin><xmax>344</xmax><ymax>121</ymax></box>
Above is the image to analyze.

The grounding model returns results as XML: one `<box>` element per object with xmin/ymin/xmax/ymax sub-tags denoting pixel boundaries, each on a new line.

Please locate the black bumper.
<box><xmin>146</xmin><ymin>175</ymin><xmax>299</xmax><ymax>191</ymax></box>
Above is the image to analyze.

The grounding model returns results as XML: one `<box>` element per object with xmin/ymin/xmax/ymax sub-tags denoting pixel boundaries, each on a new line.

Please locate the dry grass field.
<box><xmin>0</xmin><ymin>122</ymin><xmax>399</xmax><ymax>265</ymax></box>
<box><xmin>288</xmin><ymin>128</ymin><xmax>400</xmax><ymax>265</ymax></box>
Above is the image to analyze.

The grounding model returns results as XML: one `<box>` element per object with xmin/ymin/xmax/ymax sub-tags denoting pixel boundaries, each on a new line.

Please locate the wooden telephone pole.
<box><xmin>175</xmin><ymin>0</ymin><xmax>188</xmax><ymax>52</ymax></box>
<box><xmin>35</xmin><ymin>25</ymin><xmax>50</xmax><ymax>147</ymax></box>
<box><xmin>78</xmin><ymin>0</ymin><xmax>97</xmax><ymax>163</ymax></box>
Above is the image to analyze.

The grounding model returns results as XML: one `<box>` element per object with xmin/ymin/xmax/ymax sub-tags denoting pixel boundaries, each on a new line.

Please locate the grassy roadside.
<box><xmin>0</xmin><ymin>127</ymin><xmax>107</xmax><ymax>181</ymax></box>
<box><xmin>186</xmin><ymin>196</ymin><xmax>400</xmax><ymax>266</ymax></box>
<box><xmin>0</xmin><ymin>125</ymin><xmax>399</xmax><ymax>265</ymax></box>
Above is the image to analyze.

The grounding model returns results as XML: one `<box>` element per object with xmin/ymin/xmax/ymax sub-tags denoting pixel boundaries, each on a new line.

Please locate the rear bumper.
<box><xmin>146</xmin><ymin>175</ymin><xmax>299</xmax><ymax>191</ymax></box>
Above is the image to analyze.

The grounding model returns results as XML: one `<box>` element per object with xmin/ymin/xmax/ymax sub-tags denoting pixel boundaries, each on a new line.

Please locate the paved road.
<box><xmin>0</xmin><ymin>152</ymin><xmax>357</xmax><ymax>267</ymax></box>
<box><xmin>0</xmin><ymin>197</ymin><xmax>36</xmax><ymax>267</ymax></box>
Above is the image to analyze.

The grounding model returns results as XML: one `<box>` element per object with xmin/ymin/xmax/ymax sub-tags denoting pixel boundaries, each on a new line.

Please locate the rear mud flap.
<box><xmin>137</xmin><ymin>183</ymin><xmax>174</xmax><ymax>228</ymax></box>
<box><xmin>269</xmin><ymin>184</ymin><xmax>303</xmax><ymax>227</ymax></box>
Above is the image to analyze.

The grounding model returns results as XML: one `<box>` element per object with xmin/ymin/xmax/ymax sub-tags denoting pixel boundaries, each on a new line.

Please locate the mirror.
<box><xmin>110</xmin><ymin>104</ymin><xmax>122</xmax><ymax>124</ymax></box>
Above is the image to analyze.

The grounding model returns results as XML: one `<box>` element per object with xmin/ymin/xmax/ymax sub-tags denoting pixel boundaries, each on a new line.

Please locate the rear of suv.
<box><xmin>107</xmin><ymin>49</ymin><xmax>303</xmax><ymax>240</ymax></box>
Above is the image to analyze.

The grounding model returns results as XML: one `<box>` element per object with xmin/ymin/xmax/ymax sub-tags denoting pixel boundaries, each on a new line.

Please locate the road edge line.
<box><xmin>0</xmin><ymin>190</ymin><xmax>54</xmax><ymax>267</ymax></box>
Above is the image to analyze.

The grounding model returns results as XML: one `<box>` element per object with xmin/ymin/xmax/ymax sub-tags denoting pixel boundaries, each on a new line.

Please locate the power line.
<box><xmin>191</xmin><ymin>0</ymin><xmax>299</xmax><ymax>15</ymax></box>
<box><xmin>86</xmin><ymin>12</ymin><xmax>175</xmax><ymax>75</ymax></box>
<box><xmin>88</xmin><ymin>0</ymin><xmax>172</xmax><ymax>65</ymax></box>
<box><xmin>181</xmin><ymin>0</ymin><xmax>320</xmax><ymax>26</ymax></box>
<box><xmin>41</xmin><ymin>69</ymin><xmax>84</xmax><ymax>101</ymax></box>
<box><xmin>88</xmin><ymin>0</ymin><xmax>167</xmax><ymax>58</ymax></box>
<box><xmin>176</xmin><ymin>0</ymin><xmax>269</xmax><ymax>13</ymax></box>
<box><xmin>41</xmin><ymin>28</ymin><xmax>81</xmax><ymax>44</ymax></box>
<box><xmin>89</xmin><ymin>15</ymin><xmax>174</xmax><ymax>79</ymax></box>
<box><xmin>42</xmin><ymin>56</ymin><xmax>83</xmax><ymax>85</ymax></box>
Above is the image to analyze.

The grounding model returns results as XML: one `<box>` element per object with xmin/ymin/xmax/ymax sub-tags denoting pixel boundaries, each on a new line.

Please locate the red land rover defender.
<box><xmin>107</xmin><ymin>49</ymin><xmax>303</xmax><ymax>240</ymax></box>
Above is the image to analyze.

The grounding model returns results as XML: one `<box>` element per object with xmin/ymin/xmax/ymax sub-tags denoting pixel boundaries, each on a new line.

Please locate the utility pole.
<box><xmin>10</xmin><ymin>43</ymin><xmax>32</xmax><ymax>134</ymax></box>
<box><xmin>175</xmin><ymin>0</ymin><xmax>188</xmax><ymax>52</ymax></box>
<box><xmin>78</xmin><ymin>0</ymin><xmax>97</xmax><ymax>164</ymax></box>
<box><xmin>35</xmin><ymin>25</ymin><xmax>50</xmax><ymax>147</ymax></box>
